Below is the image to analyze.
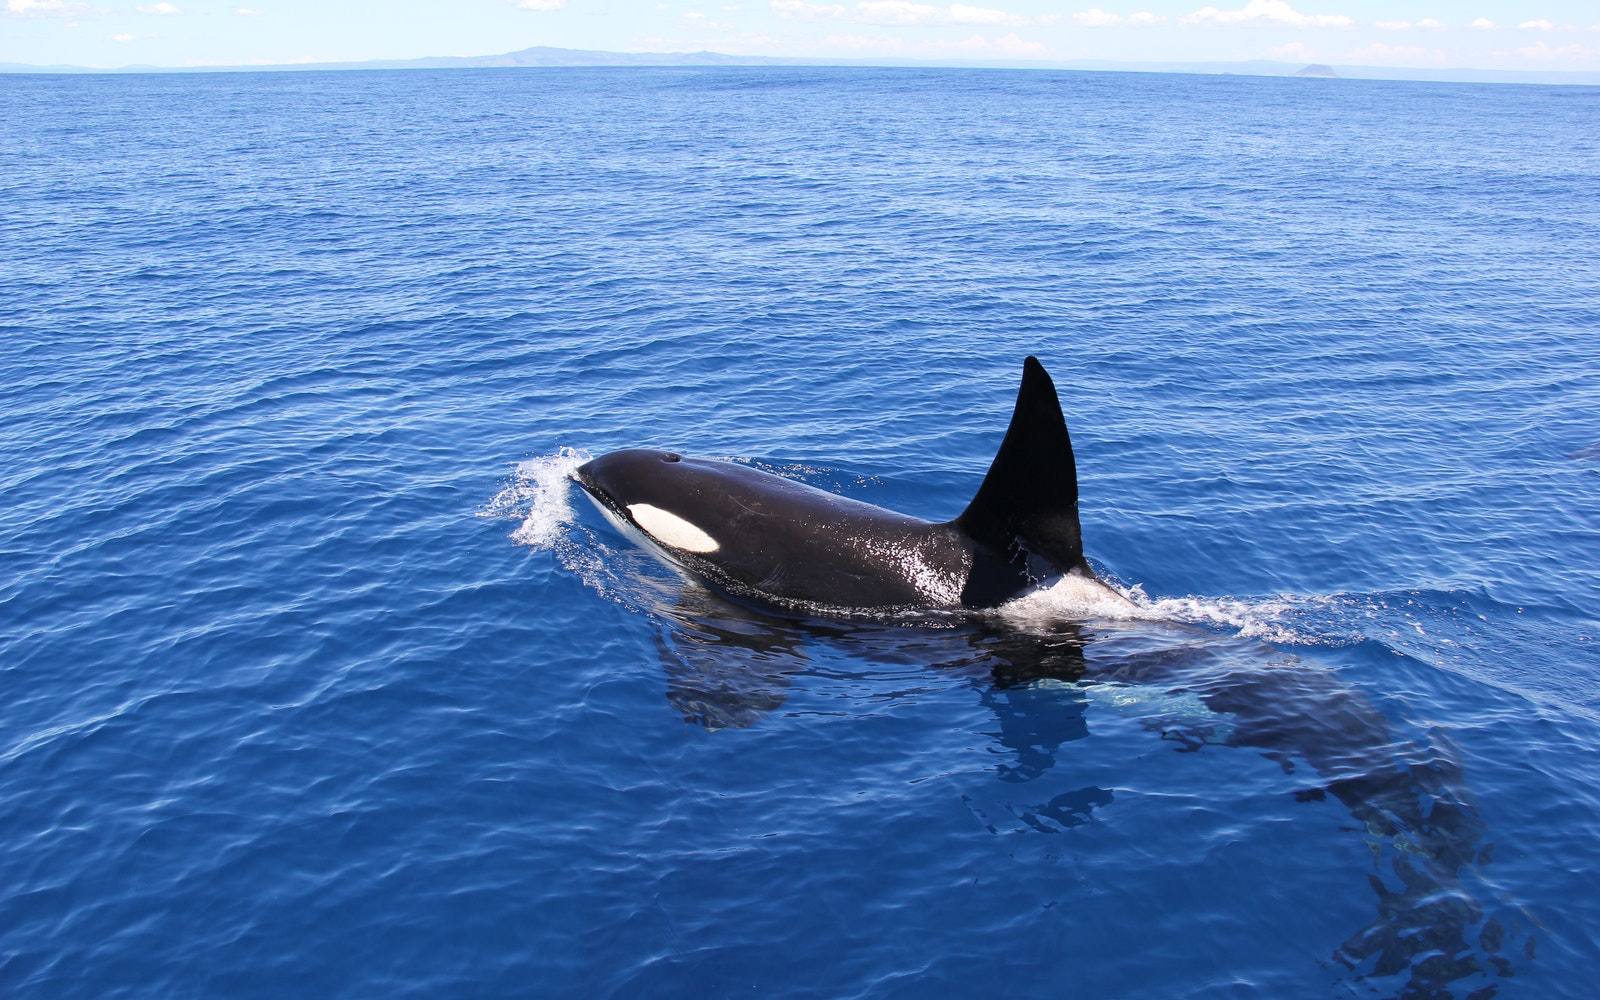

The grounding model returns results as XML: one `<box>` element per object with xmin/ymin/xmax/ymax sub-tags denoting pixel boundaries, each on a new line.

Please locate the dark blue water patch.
<box><xmin>2</xmin><ymin>66</ymin><xmax>1599</xmax><ymax>998</ymax></box>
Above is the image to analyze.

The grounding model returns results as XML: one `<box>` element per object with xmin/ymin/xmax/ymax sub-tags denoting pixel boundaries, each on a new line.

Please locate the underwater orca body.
<box><xmin>573</xmin><ymin>357</ymin><xmax>1122</xmax><ymax>617</ymax></box>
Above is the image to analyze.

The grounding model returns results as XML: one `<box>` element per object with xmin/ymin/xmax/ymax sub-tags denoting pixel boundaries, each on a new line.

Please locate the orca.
<box><xmin>572</xmin><ymin>356</ymin><xmax>1128</xmax><ymax>618</ymax></box>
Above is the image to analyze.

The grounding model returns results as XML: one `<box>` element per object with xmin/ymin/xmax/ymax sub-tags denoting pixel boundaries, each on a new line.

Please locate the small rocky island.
<box><xmin>1295</xmin><ymin>64</ymin><xmax>1339</xmax><ymax>78</ymax></box>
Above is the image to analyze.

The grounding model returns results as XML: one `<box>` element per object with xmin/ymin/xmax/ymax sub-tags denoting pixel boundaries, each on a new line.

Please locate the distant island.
<box><xmin>4</xmin><ymin>46</ymin><xmax>1598</xmax><ymax>87</ymax></box>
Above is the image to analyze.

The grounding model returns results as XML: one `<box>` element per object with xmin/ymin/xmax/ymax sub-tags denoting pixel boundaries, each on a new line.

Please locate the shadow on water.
<box><xmin>647</xmin><ymin>583</ymin><xmax>1529</xmax><ymax>1000</ymax></box>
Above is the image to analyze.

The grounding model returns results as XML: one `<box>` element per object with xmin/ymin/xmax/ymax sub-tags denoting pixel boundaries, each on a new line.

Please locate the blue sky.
<box><xmin>4</xmin><ymin>1</ymin><xmax>1598</xmax><ymax>71</ymax></box>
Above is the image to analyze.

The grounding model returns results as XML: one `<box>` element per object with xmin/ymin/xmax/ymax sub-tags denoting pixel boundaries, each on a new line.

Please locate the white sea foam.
<box><xmin>480</xmin><ymin>447</ymin><xmax>590</xmax><ymax>549</ymax></box>
<box><xmin>1124</xmin><ymin>587</ymin><xmax>1309</xmax><ymax>643</ymax></box>
<box><xmin>998</xmin><ymin>571</ymin><xmax>1140</xmax><ymax>625</ymax></box>
<box><xmin>482</xmin><ymin>449</ymin><xmax>690</xmax><ymax>612</ymax></box>
<box><xmin>999</xmin><ymin>575</ymin><xmax>1339</xmax><ymax>645</ymax></box>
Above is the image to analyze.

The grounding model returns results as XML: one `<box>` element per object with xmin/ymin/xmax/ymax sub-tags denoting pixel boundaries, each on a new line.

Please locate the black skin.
<box><xmin>574</xmin><ymin>449</ymin><xmax>1024</xmax><ymax>614</ymax></box>
<box><xmin>573</xmin><ymin>356</ymin><xmax>1094</xmax><ymax>616</ymax></box>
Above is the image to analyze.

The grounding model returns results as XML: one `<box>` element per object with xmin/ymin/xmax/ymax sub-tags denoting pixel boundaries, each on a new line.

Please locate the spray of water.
<box><xmin>998</xmin><ymin>575</ymin><xmax>1349</xmax><ymax>647</ymax></box>
<box><xmin>481</xmin><ymin>449</ymin><xmax>689</xmax><ymax>612</ymax></box>
<box><xmin>480</xmin><ymin>447</ymin><xmax>590</xmax><ymax>548</ymax></box>
<box><xmin>484</xmin><ymin>451</ymin><xmax>1357</xmax><ymax>646</ymax></box>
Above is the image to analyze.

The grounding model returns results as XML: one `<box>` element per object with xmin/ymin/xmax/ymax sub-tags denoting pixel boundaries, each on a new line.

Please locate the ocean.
<box><xmin>2</xmin><ymin>65</ymin><xmax>1598</xmax><ymax>998</ymax></box>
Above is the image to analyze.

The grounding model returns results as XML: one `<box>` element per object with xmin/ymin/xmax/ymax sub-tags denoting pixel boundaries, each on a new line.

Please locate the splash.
<box><xmin>485</xmin><ymin>454</ymin><xmax>1355</xmax><ymax>647</ymax></box>
<box><xmin>480</xmin><ymin>447</ymin><xmax>590</xmax><ymax>549</ymax></box>
<box><xmin>1000</xmin><ymin>576</ymin><xmax>1347</xmax><ymax>646</ymax></box>
<box><xmin>482</xmin><ymin>448</ymin><xmax>688</xmax><ymax>613</ymax></box>
<box><xmin>1125</xmin><ymin>588</ymin><xmax>1311</xmax><ymax>644</ymax></box>
<box><xmin>998</xmin><ymin>573</ymin><xmax>1144</xmax><ymax>626</ymax></box>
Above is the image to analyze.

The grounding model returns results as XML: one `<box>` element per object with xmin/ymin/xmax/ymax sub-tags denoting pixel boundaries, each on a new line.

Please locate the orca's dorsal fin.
<box><xmin>954</xmin><ymin>356</ymin><xmax>1087</xmax><ymax>575</ymax></box>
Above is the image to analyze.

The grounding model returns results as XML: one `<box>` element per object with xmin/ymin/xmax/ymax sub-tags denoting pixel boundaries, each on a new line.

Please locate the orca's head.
<box><xmin>573</xmin><ymin>448</ymin><xmax>723</xmax><ymax>554</ymax></box>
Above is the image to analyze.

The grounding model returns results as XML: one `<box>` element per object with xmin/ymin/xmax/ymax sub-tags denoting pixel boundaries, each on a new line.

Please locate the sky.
<box><xmin>4</xmin><ymin>0</ymin><xmax>1599</xmax><ymax>72</ymax></box>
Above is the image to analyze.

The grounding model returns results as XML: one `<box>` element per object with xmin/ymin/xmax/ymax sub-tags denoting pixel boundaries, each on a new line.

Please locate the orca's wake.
<box><xmin>641</xmin><ymin>588</ymin><xmax>1529</xmax><ymax>999</ymax></box>
<box><xmin>487</xmin><ymin>451</ymin><xmax>1531</xmax><ymax>997</ymax></box>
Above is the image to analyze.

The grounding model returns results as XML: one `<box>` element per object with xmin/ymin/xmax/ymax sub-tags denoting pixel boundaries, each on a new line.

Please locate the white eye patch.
<box><xmin>626</xmin><ymin>503</ymin><xmax>720</xmax><ymax>553</ymax></box>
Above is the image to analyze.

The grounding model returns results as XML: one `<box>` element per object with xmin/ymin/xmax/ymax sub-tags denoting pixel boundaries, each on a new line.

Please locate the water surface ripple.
<box><xmin>2</xmin><ymin>67</ymin><xmax>1598</xmax><ymax>998</ymax></box>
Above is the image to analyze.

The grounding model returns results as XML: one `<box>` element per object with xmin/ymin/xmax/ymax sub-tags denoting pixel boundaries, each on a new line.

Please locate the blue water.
<box><xmin>3</xmin><ymin>66</ymin><xmax>1598</xmax><ymax>998</ymax></box>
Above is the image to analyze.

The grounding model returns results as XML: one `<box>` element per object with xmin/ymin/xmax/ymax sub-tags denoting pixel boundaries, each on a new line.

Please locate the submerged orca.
<box><xmin>573</xmin><ymin>356</ymin><xmax>1127</xmax><ymax>617</ymax></box>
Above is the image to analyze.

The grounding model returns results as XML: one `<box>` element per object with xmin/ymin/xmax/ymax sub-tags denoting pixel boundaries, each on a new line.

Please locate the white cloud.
<box><xmin>772</xmin><ymin>0</ymin><xmax>1038</xmax><ymax>27</ymax></box>
<box><xmin>949</xmin><ymin>4</ymin><xmax>1031</xmax><ymax>27</ymax></box>
<box><xmin>1182</xmin><ymin>0</ymin><xmax>1351</xmax><ymax>29</ymax></box>
<box><xmin>929</xmin><ymin>30</ymin><xmax>992</xmax><ymax>48</ymax></box>
<box><xmin>1416</xmin><ymin>18</ymin><xmax>1443</xmax><ymax>31</ymax></box>
<box><xmin>1347</xmin><ymin>41</ymin><xmax>1446</xmax><ymax>65</ymax></box>
<box><xmin>1517</xmin><ymin>40</ymin><xmax>1598</xmax><ymax>61</ymax></box>
<box><xmin>1468</xmin><ymin>18</ymin><xmax>1495</xmax><ymax>31</ymax></box>
<box><xmin>1269</xmin><ymin>39</ymin><xmax>1312</xmax><ymax>58</ymax></box>
<box><xmin>1518</xmin><ymin>19</ymin><xmax>1554</xmax><ymax>31</ymax></box>
<box><xmin>826</xmin><ymin>32</ymin><xmax>903</xmax><ymax>48</ymax></box>
<box><xmin>236</xmin><ymin>7</ymin><xmax>262</xmax><ymax>14</ymax></box>
<box><xmin>853</xmin><ymin>1</ymin><xmax>942</xmax><ymax>24</ymax></box>
<box><xmin>111</xmin><ymin>31</ymin><xmax>134</xmax><ymax>40</ymax></box>
<box><xmin>773</xmin><ymin>0</ymin><xmax>847</xmax><ymax>18</ymax></box>
<box><xmin>680</xmin><ymin>11</ymin><xmax>736</xmax><ymax>26</ymax></box>
<box><xmin>135</xmin><ymin>2</ymin><xmax>181</xmax><ymax>12</ymax></box>
<box><xmin>713</xmin><ymin>29</ymin><xmax>775</xmax><ymax>46</ymax></box>
<box><xmin>1069</xmin><ymin>8</ymin><xmax>1163</xmax><ymax>27</ymax></box>
<box><xmin>995</xmin><ymin>31</ymin><xmax>1045</xmax><ymax>52</ymax></box>
<box><xmin>4</xmin><ymin>0</ymin><xmax>89</xmax><ymax>16</ymax></box>
<box><xmin>827</xmin><ymin>30</ymin><xmax>986</xmax><ymax>49</ymax></box>
<box><xmin>1072</xmin><ymin>7</ymin><xmax>1122</xmax><ymax>26</ymax></box>
<box><xmin>824</xmin><ymin>29</ymin><xmax>1044</xmax><ymax>54</ymax></box>
<box><xmin>511</xmin><ymin>0</ymin><xmax>565</xmax><ymax>9</ymax></box>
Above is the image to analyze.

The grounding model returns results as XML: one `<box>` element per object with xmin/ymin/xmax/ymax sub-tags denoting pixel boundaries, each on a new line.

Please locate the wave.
<box><xmin>481</xmin><ymin>447</ymin><xmax>590</xmax><ymax>548</ymax></box>
<box><xmin>486</xmin><ymin>451</ymin><xmax>1376</xmax><ymax>644</ymax></box>
<box><xmin>997</xmin><ymin>578</ymin><xmax>1339</xmax><ymax>645</ymax></box>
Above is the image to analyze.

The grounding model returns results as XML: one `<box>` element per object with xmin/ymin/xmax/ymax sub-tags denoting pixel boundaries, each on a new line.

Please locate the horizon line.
<box><xmin>4</xmin><ymin>46</ymin><xmax>1599</xmax><ymax>87</ymax></box>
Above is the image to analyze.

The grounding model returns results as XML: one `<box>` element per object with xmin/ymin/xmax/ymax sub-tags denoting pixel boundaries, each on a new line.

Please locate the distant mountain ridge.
<box><xmin>0</xmin><ymin>45</ymin><xmax>800</xmax><ymax>75</ymax></box>
<box><xmin>4</xmin><ymin>45</ymin><xmax>1598</xmax><ymax>86</ymax></box>
<box><xmin>259</xmin><ymin>45</ymin><xmax>802</xmax><ymax>71</ymax></box>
